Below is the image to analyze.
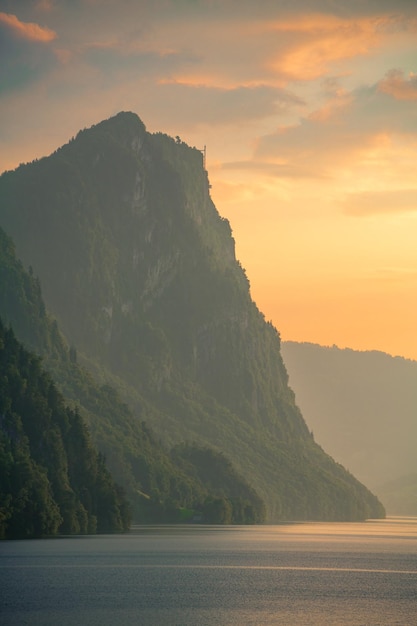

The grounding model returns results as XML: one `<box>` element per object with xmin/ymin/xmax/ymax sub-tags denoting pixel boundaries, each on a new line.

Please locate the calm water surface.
<box><xmin>1</xmin><ymin>517</ymin><xmax>416</xmax><ymax>625</ymax></box>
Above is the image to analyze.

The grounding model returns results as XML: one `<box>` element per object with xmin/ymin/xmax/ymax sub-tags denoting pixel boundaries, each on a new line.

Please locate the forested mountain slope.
<box><xmin>0</xmin><ymin>112</ymin><xmax>384</xmax><ymax>521</ymax></box>
<box><xmin>0</xmin><ymin>227</ymin><xmax>264</xmax><ymax>525</ymax></box>
<box><xmin>281</xmin><ymin>341</ymin><xmax>417</xmax><ymax>515</ymax></box>
<box><xmin>0</xmin><ymin>319</ymin><xmax>131</xmax><ymax>538</ymax></box>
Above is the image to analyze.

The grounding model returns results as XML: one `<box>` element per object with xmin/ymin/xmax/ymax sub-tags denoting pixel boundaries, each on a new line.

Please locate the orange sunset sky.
<box><xmin>1</xmin><ymin>1</ymin><xmax>417</xmax><ymax>360</ymax></box>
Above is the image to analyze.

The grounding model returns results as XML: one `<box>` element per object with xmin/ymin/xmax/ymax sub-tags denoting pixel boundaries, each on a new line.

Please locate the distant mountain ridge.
<box><xmin>281</xmin><ymin>341</ymin><xmax>417</xmax><ymax>515</ymax></box>
<box><xmin>0</xmin><ymin>111</ymin><xmax>384</xmax><ymax>521</ymax></box>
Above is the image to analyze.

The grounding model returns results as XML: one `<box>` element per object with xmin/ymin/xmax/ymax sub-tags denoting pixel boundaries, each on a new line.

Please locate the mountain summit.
<box><xmin>0</xmin><ymin>112</ymin><xmax>384</xmax><ymax>521</ymax></box>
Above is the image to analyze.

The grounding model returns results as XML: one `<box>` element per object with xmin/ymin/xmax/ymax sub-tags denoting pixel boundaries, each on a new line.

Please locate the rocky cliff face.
<box><xmin>0</xmin><ymin>112</ymin><xmax>385</xmax><ymax>521</ymax></box>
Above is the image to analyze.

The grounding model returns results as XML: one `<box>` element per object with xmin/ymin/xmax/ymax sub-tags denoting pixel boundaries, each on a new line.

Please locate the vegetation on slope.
<box><xmin>0</xmin><ymin>320</ymin><xmax>131</xmax><ymax>538</ymax></box>
<box><xmin>0</xmin><ymin>227</ymin><xmax>264</xmax><ymax>527</ymax></box>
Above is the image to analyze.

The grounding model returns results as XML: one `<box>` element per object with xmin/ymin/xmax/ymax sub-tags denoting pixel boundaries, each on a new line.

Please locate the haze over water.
<box><xmin>1</xmin><ymin>517</ymin><xmax>416</xmax><ymax>625</ymax></box>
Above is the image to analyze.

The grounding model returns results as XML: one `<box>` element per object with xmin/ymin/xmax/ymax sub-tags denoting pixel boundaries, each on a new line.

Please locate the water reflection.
<box><xmin>1</xmin><ymin>517</ymin><xmax>416</xmax><ymax>626</ymax></box>
<box><xmin>130</xmin><ymin>516</ymin><xmax>417</xmax><ymax>544</ymax></box>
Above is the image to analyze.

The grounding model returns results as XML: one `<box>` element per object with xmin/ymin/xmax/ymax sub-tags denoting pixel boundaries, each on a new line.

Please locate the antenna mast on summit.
<box><xmin>201</xmin><ymin>145</ymin><xmax>206</xmax><ymax>169</ymax></box>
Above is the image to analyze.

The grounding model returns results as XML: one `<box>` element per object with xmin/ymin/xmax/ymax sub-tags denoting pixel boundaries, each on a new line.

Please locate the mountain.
<box><xmin>0</xmin><ymin>111</ymin><xmax>384</xmax><ymax>521</ymax></box>
<box><xmin>0</xmin><ymin>226</ymin><xmax>264</xmax><ymax>525</ymax></box>
<box><xmin>281</xmin><ymin>341</ymin><xmax>417</xmax><ymax>515</ymax></box>
<box><xmin>0</xmin><ymin>319</ymin><xmax>131</xmax><ymax>538</ymax></box>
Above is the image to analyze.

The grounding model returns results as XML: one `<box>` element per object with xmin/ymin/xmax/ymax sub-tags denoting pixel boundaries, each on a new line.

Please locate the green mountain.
<box><xmin>0</xmin><ymin>319</ymin><xmax>131</xmax><ymax>538</ymax></box>
<box><xmin>0</xmin><ymin>227</ymin><xmax>264</xmax><ymax>526</ymax></box>
<box><xmin>0</xmin><ymin>112</ymin><xmax>384</xmax><ymax>521</ymax></box>
<box><xmin>281</xmin><ymin>341</ymin><xmax>417</xmax><ymax>515</ymax></box>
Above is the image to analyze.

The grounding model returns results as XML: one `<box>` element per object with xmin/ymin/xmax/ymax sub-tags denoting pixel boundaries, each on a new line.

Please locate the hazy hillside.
<box><xmin>0</xmin><ymin>112</ymin><xmax>384</xmax><ymax>521</ymax></box>
<box><xmin>281</xmin><ymin>341</ymin><xmax>417</xmax><ymax>515</ymax></box>
<box><xmin>0</xmin><ymin>226</ymin><xmax>264</xmax><ymax>525</ymax></box>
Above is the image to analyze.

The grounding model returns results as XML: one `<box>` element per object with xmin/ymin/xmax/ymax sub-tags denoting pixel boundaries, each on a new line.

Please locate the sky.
<box><xmin>1</xmin><ymin>0</ymin><xmax>417</xmax><ymax>360</ymax></box>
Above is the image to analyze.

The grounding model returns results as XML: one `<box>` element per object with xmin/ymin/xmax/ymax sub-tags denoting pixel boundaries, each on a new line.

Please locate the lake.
<box><xmin>1</xmin><ymin>517</ymin><xmax>416</xmax><ymax>625</ymax></box>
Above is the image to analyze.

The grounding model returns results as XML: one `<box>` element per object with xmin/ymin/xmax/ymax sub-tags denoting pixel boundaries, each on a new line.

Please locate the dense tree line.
<box><xmin>0</xmin><ymin>320</ymin><xmax>131</xmax><ymax>538</ymax></box>
<box><xmin>172</xmin><ymin>444</ymin><xmax>265</xmax><ymax>523</ymax></box>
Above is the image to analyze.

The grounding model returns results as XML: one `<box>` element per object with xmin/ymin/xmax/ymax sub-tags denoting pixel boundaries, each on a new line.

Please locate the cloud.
<box><xmin>140</xmin><ymin>12</ymin><xmax>399</xmax><ymax>89</ymax></box>
<box><xmin>83</xmin><ymin>42</ymin><xmax>198</xmax><ymax>83</ymax></box>
<box><xmin>343</xmin><ymin>189</ymin><xmax>417</xmax><ymax>216</ymax></box>
<box><xmin>0</xmin><ymin>12</ymin><xmax>58</xmax><ymax>95</ymax></box>
<box><xmin>218</xmin><ymin>159</ymin><xmax>324</xmax><ymax>180</ymax></box>
<box><xmin>260</xmin><ymin>13</ymin><xmax>404</xmax><ymax>82</ymax></box>
<box><xmin>254</xmin><ymin>74</ymin><xmax>417</xmax><ymax>180</ymax></box>
<box><xmin>81</xmin><ymin>8</ymin><xmax>397</xmax><ymax>92</ymax></box>
<box><xmin>136</xmin><ymin>82</ymin><xmax>303</xmax><ymax>128</ymax></box>
<box><xmin>0</xmin><ymin>12</ymin><xmax>56</xmax><ymax>42</ymax></box>
<box><xmin>2</xmin><ymin>1</ymin><xmax>417</xmax><ymax>177</ymax></box>
<box><xmin>378</xmin><ymin>69</ymin><xmax>417</xmax><ymax>101</ymax></box>
<box><xmin>35</xmin><ymin>0</ymin><xmax>55</xmax><ymax>11</ymax></box>
<box><xmin>210</xmin><ymin>178</ymin><xmax>269</xmax><ymax>205</ymax></box>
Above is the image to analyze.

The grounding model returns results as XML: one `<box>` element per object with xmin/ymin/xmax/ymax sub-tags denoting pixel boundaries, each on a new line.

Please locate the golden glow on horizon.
<box><xmin>210</xmin><ymin>157</ymin><xmax>417</xmax><ymax>360</ymax></box>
